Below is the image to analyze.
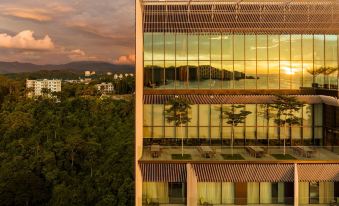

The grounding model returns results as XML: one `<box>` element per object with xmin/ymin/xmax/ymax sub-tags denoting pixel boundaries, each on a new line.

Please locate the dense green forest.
<box><xmin>0</xmin><ymin>75</ymin><xmax>135</xmax><ymax>205</ymax></box>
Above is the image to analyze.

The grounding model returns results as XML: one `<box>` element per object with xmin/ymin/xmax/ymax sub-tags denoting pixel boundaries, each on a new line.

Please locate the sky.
<box><xmin>0</xmin><ymin>0</ymin><xmax>135</xmax><ymax>65</ymax></box>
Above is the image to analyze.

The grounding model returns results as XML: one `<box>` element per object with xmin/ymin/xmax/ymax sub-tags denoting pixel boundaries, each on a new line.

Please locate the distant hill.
<box><xmin>0</xmin><ymin>61</ymin><xmax>135</xmax><ymax>74</ymax></box>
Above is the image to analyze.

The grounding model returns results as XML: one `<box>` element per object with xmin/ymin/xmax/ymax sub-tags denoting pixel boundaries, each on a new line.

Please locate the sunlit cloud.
<box><xmin>1</xmin><ymin>7</ymin><xmax>52</xmax><ymax>22</ymax></box>
<box><xmin>114</xmin><ymin>54</ymin><xmax>135</xmax><ymax>65</ymax></box>
<box><xmin>68</xmin><ymin>49</ymin><xmax>98</xmax><ymax>61</ymax></box>
<box><xmin>0</xmin><ymin>0</ymin><xmax>135</xmax><ymax>64</ymax></box>
<box><xmin>0</xmin><ymin>30</ymin><xmax>54</xmax><ymax>50</ymax></box>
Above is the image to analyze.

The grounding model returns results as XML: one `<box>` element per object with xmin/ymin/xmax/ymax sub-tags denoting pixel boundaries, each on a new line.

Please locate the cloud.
<box><xmin>66</xmin><ymin>20</ymin><xmax>131</xmax><ymax>42</ymax></box>
<box><xmin>2</xmin><ymin>7</ymin><xmax>52</xmax><ymax>22</ymax></box>
<box><xmin>114</xmin><ymin>54</ymin><xmax>135</xmax><ymax>65</ymax></box>
<box><xmin>0</xmin><ymin>30</ymin><xmax>54</xmax><ymax>50</ymax></box>
<box><xmin>68</xmin><ymin>49</ymin><xmax>98</xmax><ymax>61</ymax></box>
<box><xmin>49</xmin><ymin>3</ymin><xmax>74</xmax><ymax>13</ymax></box>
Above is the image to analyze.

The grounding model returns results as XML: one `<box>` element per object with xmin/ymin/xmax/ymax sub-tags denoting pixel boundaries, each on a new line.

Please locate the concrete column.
<box><xmin>187</xmin><ymin>164</ymin><xmax>198</xmax><ymax>206</ymax></box>
<box><xmin>294</xmin><ymin>163</ymin><xmax>299</xmax><ymax>206</ymax></box>
<box><xmin>135</xmin><ymin>0</ymin><xmax>144</xmax><ymax>205</ymax></box>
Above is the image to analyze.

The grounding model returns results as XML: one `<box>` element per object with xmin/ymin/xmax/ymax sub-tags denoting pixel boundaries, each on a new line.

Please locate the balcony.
<box><xmin>141</xmin><ymin>145</ymin><xmax>339</xmax><ymax>162</ymax></box>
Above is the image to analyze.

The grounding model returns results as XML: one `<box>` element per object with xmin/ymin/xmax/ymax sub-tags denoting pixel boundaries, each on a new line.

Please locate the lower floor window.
<box><xmin>299</xmin><ymin>182</ymin><xmax>337</xmax><ymax>204</ymax></box>
<box><xmin>142</xmin><ymin>182</ymin><xmax>186</xmax><ymax>204</ymax></box>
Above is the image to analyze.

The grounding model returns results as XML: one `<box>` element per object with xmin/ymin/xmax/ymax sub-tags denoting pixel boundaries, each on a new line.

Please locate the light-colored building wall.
<box><xmin>135</xmin><ymin>0</ymin><xmax>144</xmax><ymax>205</ymax></box>
<box><xmin>96</xmin><ymin>82</ymin><xmax>114</xmax><ymax>93</ymax></box>
<box><xmin>26</xmin><ymin>79</ymin><xmax>61</xmax><ymax>97</ymax></box>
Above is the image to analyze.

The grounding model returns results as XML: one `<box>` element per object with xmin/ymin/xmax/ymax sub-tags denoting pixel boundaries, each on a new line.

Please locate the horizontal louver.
<box><xmin>143</xmin><ymin>94</ymin><xmax>338</xmax><ymax>106</ymax></box>
<box><xmin>298</xmin><ymin>164</ymin><xmax>339</xmax><ymax>182</ymax></box>
<box><xmin>140</xmin><ymin>163</ymin><xmax>187</xmax><ymax>182</ymax></box>
<box><xmin>142</xmin><ymin>0</ymin><xmax>339</xmax><ymax>34</ymax></box>
<box><xmin>191</xmin><ymin>163</ymin><xmax>294</xmax><ymax>182</ymax></box>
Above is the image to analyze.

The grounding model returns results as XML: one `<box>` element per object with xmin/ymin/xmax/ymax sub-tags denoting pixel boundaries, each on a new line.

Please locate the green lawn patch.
<box><xmin>271</xmin><ymin>154</ymin><xmax>296</xmax><ymax>160</ymax></box>
<box><xmin>221</xmin><ymin>154</ymin><xmax>245</xmax><ymax>160</ymax></box>
<box><xmin>172</xmin><ymin>154</ymin><xmax>192</xmax><ymax>160</ymax></box>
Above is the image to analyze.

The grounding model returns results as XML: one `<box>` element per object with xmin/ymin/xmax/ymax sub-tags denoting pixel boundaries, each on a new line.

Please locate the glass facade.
<box><xmin>143</xmin><ymin>181</ymin><xmax>339</xmax><ymax>205</ymax></box>
<box><xmin>144</xmin><ymin>33</ymin><xmax>338</xmax><ymax>90</ymax></box>
<box><xmin>143</xmin><ymin>103</ymin><xmax>323</xmax><ymax>146</ymax></box>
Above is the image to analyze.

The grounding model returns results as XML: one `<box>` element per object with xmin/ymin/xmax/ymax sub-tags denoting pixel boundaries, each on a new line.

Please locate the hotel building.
<box><xmin>135</xmin><ymin>0</ymin><xmax>339</xmax><ymax>205</ymax></box>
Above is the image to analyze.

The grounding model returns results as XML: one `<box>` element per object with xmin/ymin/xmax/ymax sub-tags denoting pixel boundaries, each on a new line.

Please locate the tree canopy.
<box><xmin>0</xmin><ymin>75</ymin><xmax>135</xmax><ymax>205</ymax></box>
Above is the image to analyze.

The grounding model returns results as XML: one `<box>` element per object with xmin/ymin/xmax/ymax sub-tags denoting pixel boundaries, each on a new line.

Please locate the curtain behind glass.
<box><xmin>247</xmin><ymin>182</ymin><xmax>259</xmax><ymax>204</ymax></box>
<box><xmin>319</xmin><ymin>182</ymin><xmax>334</xmax><ymax>204</ymax></box>
<box><xmin>143</xmin><ymin>182</ymin><xmax>169</xmax><ymax>204</ymax></box>
<box><xmin>222</xmin><ymin>182</ymin><xmax>235</xmax><ymax>204</ymax></box>
<box><xmin>198</xmin><ymin>182</ymin><xmax>221</xmax><ymax>204</ymax></box>
<box><xmin>260</xmin><ymin>182</ymin><xmax>272</xmax><ymax>203</ymax></box>
<box><xmin>299</xmin><ymin>182</ymin><xmax>309</xmax><ymax>205</ymax></box>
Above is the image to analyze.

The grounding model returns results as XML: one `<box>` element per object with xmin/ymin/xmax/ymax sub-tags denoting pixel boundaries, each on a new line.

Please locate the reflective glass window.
<box><xmin>211</xmin><ymin>35</ymin><xmax>222</xmax><ymax>60</ymax></box>
<box><xmin>153</xmin><ymin>61</ymin><xmax>164</xmax><ymax>87</ymax></box>
<box><xmin>291</xmin><ymin>35</ymin><xmax>302</xmax><ymax>60</ymax></box>
<box><xmin>153</xmin><ymin>105</ymin><xmax>164</xmax><ymax>126</ymax></box>
<box><xmin>222</xmin><ymin>61</ymin><xmax>234</xmax><ymax>89</ymax></box>
<box><xmin>175</xmin><ymin>61</ymin><xmax>188</xmax><ymax>89</ymax></box>
<box><xmin>222</xmin><ymin>34</ymin><xmax>233</xmax><ymax>61</ymax></box>
<box><xmin>257</xmin><ymin>35</ymin><xmax>267</xmax><ymax>60</ymax></box>
<box><xmin>199</xmin><ymin>63</ymin><xmax>211</xmax><ymax>89</ymax></box>
<box><xmin>165</xmin><ymin>61</ymin><xmax>175</xmax><ymax>89</ymax></box>
<box><xmin>144</xmin><ymin>33</ymin><xmax>153</xmax><ymax>60</ymax></box>
<box><xmin>234</xmin><ymin>35</ymin><xmax>245</xmax><ymax>60</ymax></box>
<box><xmin>187</xmin><ymin>61</ymin><xmax>199</xmax><ymax>89</ymax></box>
<box><xmin>303</xmin><ymin>61</ymin><xmax>313</xmax><ymax>87</ymax></box>
<box><xmin>245</xmin><ymin>61</ymin><xmax>257</xmax><ymax>89</ymax></box>
<box><xmin>268</xmin><ymin>35</ymin><xmax>279</xmax><ymax>60</ymax></box>
<box><xmin>314</xmin><ymin>35</ymin><xmax>325</xmax><ymax>61</ymax></box>
<box><xmin>165</xmin><ymin>33</ymin><xmax>175</xmax><ymax>60</ymax></box>
<box><xmin>234</xmin><ymin>61</ymin><xmax>245</xmax><ymax>89</ymax></box>
<box><xmin>268</xmin><ymin>61</ymin><xmax>279</xmax><ymax>89</ymax></box>
<box><xmin>153</xmin><ymin>33</ymin><xmax>164</xmax><ymax>60</ymax></box>
<box><xmin>188</xmin><ymin>35</ymin><xmax>199</xmax><ymax>60</ymax></box>
<box><xmin>245</xmin><ymin>35</ymin><xmax>256</xmax><ymax>60</ymax></box>
<box><xmin>211</xmin><ymin>61</ymin><xmax>222</xmax><ymax>89</ymax></box>
<box><xmin>176</xmin><ymin>34</ymin><xmax>187</xmax><ymax>60</ymax></box>
<box><xmin>325</xmin><ymin>35</ymin><xmax>338</xmax><ymax>61</ymax></box>
<box><xmin>199</xmin><ymin>35</ymin><xmax>210</xmax><ymax>60</ymax></box>
<box><xmin>257</xmin><ymin>61</ymin><xmax>268</xmax><ymax>89</ymax></box>
<box><xmin>302</xmin><ymin>35</ymin><xmax>314</xmax><ymax>61</ymax></box>
<box><xmin>144</xmin><ymin>61</ymin><xmax>153</xmax><ymax>88</ymax></box>
<box><xmin>291</xmin><ymin>61</ymin><xmax>302</xmax><ymax>89</ymax></box>
<box><xmin>280</xmin><ymin>35</ymin><xmax>290</xmax><ymax>61</ymax></box>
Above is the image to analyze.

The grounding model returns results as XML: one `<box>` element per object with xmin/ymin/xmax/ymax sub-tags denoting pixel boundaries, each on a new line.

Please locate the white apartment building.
<box><xmin>96</xmin><ymin>82</ymin><xmax>114</xmax><ymax>93</ymax></box>
<box><xmin>26</xmin><ymin>79</ymin><xmax>61</xmax><ymax>97</ymax></box>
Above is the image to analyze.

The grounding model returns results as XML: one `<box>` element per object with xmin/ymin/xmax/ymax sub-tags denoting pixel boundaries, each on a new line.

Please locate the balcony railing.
<box><xmin>141</xmin><ymin>145</ymin><xmax>339</xmax><ymax>162</ymax></box>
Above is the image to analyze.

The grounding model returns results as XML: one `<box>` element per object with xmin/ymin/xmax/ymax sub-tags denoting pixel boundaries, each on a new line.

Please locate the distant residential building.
<box><xmin>96</xmin><ymin>82</ymin><xmax>114</xmax><ymax>93</ymax></box>
<box><xmin>26</xmin><ymin>79</ymin><xmax>61</xmax><ymax>97</ymax></box>
<box><xmin>84</xmin><ymin>70</ymin><xmax>96</xmax><ymax>76</ymax></box>
<box><xmin>84</xmin><ymin>71</ymin><xmax>91</xmax><ymax>77</ymax></box>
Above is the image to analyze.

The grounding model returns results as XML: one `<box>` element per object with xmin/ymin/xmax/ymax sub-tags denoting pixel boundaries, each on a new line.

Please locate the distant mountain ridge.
<box><xmin>0</xmin><ymin>61</ymin><xmax>135</xmax><ymax>74</ymax></box>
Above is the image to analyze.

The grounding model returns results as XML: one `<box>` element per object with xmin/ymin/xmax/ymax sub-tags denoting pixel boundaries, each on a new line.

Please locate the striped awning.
<box><xmin>191</xmin><ymin>163</ymin><xmax>294</xmax><ymax>182</ymax></box>
<box><xmin>298</xmin><ymin>164</ymin><xmax>339</xmax><ymax>182</ymax></box>
<box><xmin>143</xmin><ymin>94</ymin><xmax>333</xmax><ymax>105</ymax></box>
<box><xmin>139</xmin><ymin>163</ymin><xmax>187</xmax><ymax>182</ymax></box>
